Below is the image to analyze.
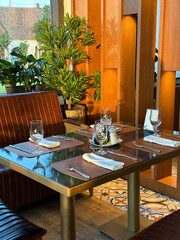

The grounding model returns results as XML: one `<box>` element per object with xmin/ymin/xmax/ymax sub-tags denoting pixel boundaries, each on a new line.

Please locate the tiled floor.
<box><xmin>92</xmin><ymin>177</ymin><xmax>180</xmax><ymax>221</ymax></box>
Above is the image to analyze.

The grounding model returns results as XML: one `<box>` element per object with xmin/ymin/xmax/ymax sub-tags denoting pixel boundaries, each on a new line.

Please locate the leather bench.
<box><xmin>0</xmin><ymin>91</ymin><xmax>86</xmax><ymax>209</ymax></box>
<box><xmin>129</xmin><ymin>209</ymin><xmax>180</xmax><ymax>240</ymax></box>
<box><xmin>0</xmin><ymin>198</ymin><xmax>46</xmax><ymax>240</ymax></box>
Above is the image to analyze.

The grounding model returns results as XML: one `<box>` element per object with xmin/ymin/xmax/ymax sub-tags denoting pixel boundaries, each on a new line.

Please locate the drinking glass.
<box><xmin>150</xmin><ymin>108</ymin><xmax>162</xmax><ymax>136</ymax></box>
<box><xmin>32</xmin><ymin>156</ymin><xmax>46</xmax><ymax>176</ymax></box>
<box><xmin>30</xmin><ymin>120</ymin><xmax>44</xmax><ymax>154</ymax></box>
<box><xmin>93</xmin><ymin>121</ymin><xmax>107</xmax><ymax>155</ymax></box>
<box><xmin>100</xmin><ymin>108</ymin><xmax>112</xmax><ymax>129</ymax></box>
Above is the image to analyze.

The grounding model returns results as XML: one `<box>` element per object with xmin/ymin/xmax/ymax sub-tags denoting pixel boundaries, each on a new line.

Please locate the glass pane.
<box><xmin>0</xmin><ymin>0</ymin><xmax>51</xmax><ymax>93</ymax></box>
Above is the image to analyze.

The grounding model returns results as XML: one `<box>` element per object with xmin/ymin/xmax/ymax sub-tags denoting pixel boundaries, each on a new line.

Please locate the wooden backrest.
<box><xmin>0</xmin><ymin>91</ymin><xmax>65</xmax><ymax>147</ymax></box>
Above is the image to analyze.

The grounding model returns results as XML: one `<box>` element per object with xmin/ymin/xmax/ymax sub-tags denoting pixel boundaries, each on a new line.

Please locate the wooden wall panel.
<box><xmin>118</xmin><ymin>16</ymin><xmax>136</xmax><ymax>122</ymax></box>
<box><xmin>86</xmin><ymin>0</ymin><xmax>101</xmax><ymax>124</ymax></box>
<box><xmin>162</xmin><ymin>0</ymin><xmax>180</xmax><ymax>71</ymax></box>
<box><xmin>72</xmin><ymin>0</ymin><xmax>87</xmax><ymax>16</ymax></box>
<box><xmin>101</xmin><ymin>69</ymin><xmax>118</xmax><ymax>120</ymax></box>
<box><xmin>159</xmin><ymin>71</ymin><xmax>176</xmax><ymax>130</ymax></box>
<box><xmin>72</xmin><ymin>0</ymin><xmax>101</xmax><ymax>124</ymax></box>
<box><xmin>104</xmin><ymin>0</ymin><xmax>119</xmax><ymax>68</ymax></box>
<box><xmin>156</xmin><ymin>0</ymin><xmax>178</xmax><ymax>130</ymax></box>
<box><xmin>135</xmin><ymin>0</ymin><xmax>157</xmax><ymax>124</ymax></box>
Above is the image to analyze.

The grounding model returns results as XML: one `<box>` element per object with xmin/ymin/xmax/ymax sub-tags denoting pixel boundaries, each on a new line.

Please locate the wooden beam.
<box><xmin>118</xmin><ymin>15</ymin><xmax>136</xmax><ymax>122</ymax></box>
<box><xmin>135</xmin><ymin>0</ymin><xmax>157</xmax><ymax>124</ymax></box>
<box><xmin>162</xmin><ymin>0</ymin><xmax>180</xmax><ymax>71</ymax></box>
<box><xmin>159</xmin><ymin>71</ymin><xmax>176</xmax><ymax>130</ymax></box>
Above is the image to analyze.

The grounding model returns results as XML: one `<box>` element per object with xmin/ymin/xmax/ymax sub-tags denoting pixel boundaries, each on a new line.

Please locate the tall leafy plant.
<box><xmin>34</xmin><ymin>13</ymin><xmax>96</xmax><ymax>110</ymax></box>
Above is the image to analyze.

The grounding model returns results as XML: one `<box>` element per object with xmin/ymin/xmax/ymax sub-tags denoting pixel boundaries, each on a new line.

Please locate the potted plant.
<box><xmin>0</xmin><ymin>58</ymin><xmax>25</xmax><ymax>94</ymax></box>
<box><xmin>34</xmin><ymin>13</ymin><xmax>97</xmax><ymax>122</ymax></box>
<box><xmin>10</xmin><ymin>51</ymin><xmax>45</xmax><ymax>92</ymax></box>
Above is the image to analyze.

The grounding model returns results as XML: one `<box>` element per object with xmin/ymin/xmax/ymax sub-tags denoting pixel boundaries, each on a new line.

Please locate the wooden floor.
<box><xmin>17</xmin><ymin>192</ymin><xmax>125</xmax><ymax>240</ymax></box>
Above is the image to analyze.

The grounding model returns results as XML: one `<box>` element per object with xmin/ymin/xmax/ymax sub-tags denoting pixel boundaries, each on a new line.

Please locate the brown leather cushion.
<box><xmin>129</xmin><ymin>209</ymin><xmax>180</xmax><ymax>240</ymax></box>
<box><xmin>0</xmin><ymin>199</ymin><xmax>46</xmax><ymax>240</ymax></box>
<box><xmin>0</xmin><ymin>91</ymin><xmax>65</xmax><ymax>147</ymax></box>
<box><xmin>0</xmin><ymin>91</ymin><xmax>65</xmax><ymax>209</ymax></box>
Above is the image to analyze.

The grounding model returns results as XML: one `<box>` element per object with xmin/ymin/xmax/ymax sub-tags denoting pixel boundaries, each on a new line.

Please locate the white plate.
<box><xmin>90</xmin><ymin>138</ymin><xmax>122</xmax><ymax>147</ymax></box>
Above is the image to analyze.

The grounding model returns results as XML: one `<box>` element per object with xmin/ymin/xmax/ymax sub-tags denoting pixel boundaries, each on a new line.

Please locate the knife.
<box><xmin>9</xmin><ymin>145</ymin><xmax>33</xmax><ymax>154</ymax></box>
<box><xmin>107</xmin><ymin>150</ymin><xmax>138</xmax><ymax>161</ymax></box>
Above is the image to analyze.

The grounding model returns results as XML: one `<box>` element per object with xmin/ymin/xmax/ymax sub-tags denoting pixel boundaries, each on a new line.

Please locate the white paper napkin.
<box><xmin>143</xmin><ymin>135</ymin><xmax>180</xmax><ymax>148</ymax></box>
<box><xmin>82</xmin><ymin>153</ymin><xmax>124</xmax><ymax>170</ymax></box>
<box><xmin>29</xmin><ymin>138</ymin><xmax>60</xmax><ymax>148</ymax></box>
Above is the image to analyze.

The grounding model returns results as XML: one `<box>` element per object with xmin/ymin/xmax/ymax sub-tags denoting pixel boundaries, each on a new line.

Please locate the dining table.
<box><xmin>0</xmin><ymin>123</ymin><xmax>180</xmax><ymax>240</ymax></box>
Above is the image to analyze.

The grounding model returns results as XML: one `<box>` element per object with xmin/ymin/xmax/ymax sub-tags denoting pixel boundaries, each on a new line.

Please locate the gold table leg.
<box><xmin>99</xmin><ymin>171</ymin><xmax>152</xmax><ymax>239</ymax></box>
<box><xmin>128</xmin><ymin>171</ymin><xmax>140</xmax><ymax>232</ymax></box>
<box><xmin>60</xmin><ymin>194</ymin><xmax>75</xmax><ymax>240</ymax></box>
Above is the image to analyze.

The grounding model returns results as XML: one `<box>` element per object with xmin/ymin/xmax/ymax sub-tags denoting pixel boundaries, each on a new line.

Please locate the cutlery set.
<box><xmin>9</xmin><ymin>129</ymin><xmax>170</xmax><ymax>178</ymax></box>
<box><xmin>66</xmin><ymin>162</ymin><xmax>91</xmax><ymax>179</ymax></box>
<box><xmin>132</xmin><ymin>141</ymin><xmax>161</xmax><ymax>153</ymax></box>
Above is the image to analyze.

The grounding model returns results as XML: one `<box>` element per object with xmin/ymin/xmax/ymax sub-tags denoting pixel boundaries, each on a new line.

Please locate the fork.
<box><xmin>132</xmin><ymin>141</ymin><xmax>161</xmax><ymax>153</ymax></box>
<box><xmin>66</xmin><ymin>162</ymin><xmax>91</xmax><ymax>179</ymax></box>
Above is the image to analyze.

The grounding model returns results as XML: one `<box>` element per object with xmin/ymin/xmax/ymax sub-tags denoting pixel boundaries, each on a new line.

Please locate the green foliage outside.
<box><xmin>0</xmin><ymin>51</ymin><xmax>44</xmax><ymax>91</ymax></box>
<box><xmin>33</xmin><ymin>5</ymin><xmax>51</xmax><ymax>43</ymax></box>
<box><xmin>0</xmin><ymin>33</ymin><xmax>11</xmax><ymax>57</ymax></box>
<box><xmin>19</xmin><ymin>41</ymin><xmax>29</xmax><ymax>56</ymax></box>
<box><xmin>34</xmin><ymin>13</ymin><xmax>96</xmax><ymax>110</ymax></box>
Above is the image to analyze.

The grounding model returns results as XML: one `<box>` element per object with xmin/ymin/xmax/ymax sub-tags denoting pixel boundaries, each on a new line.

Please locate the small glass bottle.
<box><xmin>109</xmin><ymin>126</ymin><xmax>118</xmax><ymax>144</ymax></box>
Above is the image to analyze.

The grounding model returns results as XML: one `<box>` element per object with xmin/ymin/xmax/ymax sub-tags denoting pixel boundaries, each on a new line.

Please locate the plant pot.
<box><xmin>34</xmin><ymin>84</ymin><xmax>55</xmax><ymax>92</ymax></box>
<box><xmin>65</xmin><ymin>104</ymin><xmax>86</xmax><ymax>124</ymax></box>
<box><xmin>6</xmin><ymin>86</ymin><xmax>26</xmax><ymax>94</ymax></box>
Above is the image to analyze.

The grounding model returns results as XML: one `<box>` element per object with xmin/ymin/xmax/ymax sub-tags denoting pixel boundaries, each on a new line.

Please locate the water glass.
<box><xmin>30</xmin><ymin>120</ymin><xmax>44</xmax><ymax>154</ymax></box>
<box><xmin>150</xmin><ymin>108</ymin><xmax>162</xmax><ymax>136</ymax></box>
<box><xmin>93</xmin><ymin>121</ymin><xmax>107</xmax><ymax>155</ymax></box>
<box><xmin>100</xmin><ymin>108</ymin><xmax>112</xmax><ymax>128</ymax></box>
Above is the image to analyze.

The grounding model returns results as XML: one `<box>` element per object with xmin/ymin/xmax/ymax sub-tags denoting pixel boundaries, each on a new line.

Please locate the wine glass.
<box><xmin>150</xmin><ymin>108</ymin><xmax>162</xmax><ymax>136</ymax></box>
<box><xmin>93</xmin><ymin>121</ymin><xmax>107</xmax><ymax>155</ymax></box>
<box><xmin>30</xmin><ymin>120</ymin><xmax>44</xmax><ymax>154</ymax></box>
<box><xmin>100</xmin><ymin>108</ymin><xmax>112</xmax><ymax>129</ymax></box>
<box><xmin>32</xmin><ymin>156</ymin><xmax>46</xmax><ymax>176</ymax></box>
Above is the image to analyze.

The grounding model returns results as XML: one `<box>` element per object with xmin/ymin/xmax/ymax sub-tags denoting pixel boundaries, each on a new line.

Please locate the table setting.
<box><xmin>5</xmin><ymin>120</ymin><xmax>84</xmax><ymax>158</ymax></box>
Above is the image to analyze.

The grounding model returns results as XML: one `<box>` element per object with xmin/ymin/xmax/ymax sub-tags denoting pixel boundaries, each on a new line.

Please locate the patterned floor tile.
<box><xmin>92</xmin><ymin>177</ymin><xmax>180</xmax><ymax>220</ymax></box>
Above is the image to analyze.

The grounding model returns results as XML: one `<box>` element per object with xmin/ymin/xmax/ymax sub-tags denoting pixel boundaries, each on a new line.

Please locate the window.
<box><xmin>0</xmin><ymin>0</ymin><xmax>51</xmax><ymax>93</ymax></box>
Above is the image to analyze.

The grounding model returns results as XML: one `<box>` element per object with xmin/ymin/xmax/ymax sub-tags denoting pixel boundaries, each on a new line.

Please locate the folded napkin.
<box><xmin>82</xmin><ymin>153</ymin><xmax>124</xmax><ymax>170</ymax></box>
<box><xmin>29</xmin><ymin>138</ymin><xmax>60</xmax><ymax>148</ymax></box>
<box><xmin>144</xmin><ymin>135</ymin><xmax>180</xmax><ymax>148</ymax></box>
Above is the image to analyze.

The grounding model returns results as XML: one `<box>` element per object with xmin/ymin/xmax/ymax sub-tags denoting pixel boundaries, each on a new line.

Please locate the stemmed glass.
<box><xmin>100</xmin><ymin>108</ymin><xmax>112</xmax><ymax>129</ymax></box>
<box><xmin>150</xmin><ymin>108</ymin><xmax>162</xmax><ymax>136</ymax></box>
<box><xmin>32</xmin><ymin>156</ymin><xmax>46</xmax><ymax>176</ymax></box>
<box><xmin>30</xmin><ymin>120</ymin><xmax>44</xmax><ymax>154</ymax></box>
<box><xmin>93</xmin><ymin>121</ymin><xmax>108</xmax><ymax>155</ymax></box>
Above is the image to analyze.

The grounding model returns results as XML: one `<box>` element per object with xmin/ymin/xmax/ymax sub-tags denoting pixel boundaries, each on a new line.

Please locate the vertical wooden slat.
<box><xmin>118</xmin><ymin>15</ymin><xmax>136</xmax><ymax>122</ymax></box>
<box><xmin>71</xmin><ymin>0</ymin><xmax>101</xmax><ymax>124</ymax></box>
<box><xmin>101</xmin><ymin>0</ymin><xmax>121</xmax><ymax>122</ymax></box>
<box><xmin>159</xmin><ymin>71</ymin><xmax>176</xmax><ymax>130</ymax></box>
<box><xmin>162</xmin><ymin>0</ymin><xmax>180</xmax><ymax>71</ymax></box>
<box><xmin>157</xmin><ymin>0</ymin><xmax>179</xmax><ymax>130</ymax></box>
<box><xmin>135</xmin><ymin>0</ymin><xmax>157</xmax><ymax>124</ymax></box>
<box><xmin>86</xmin><ymin>0</ymin><xmax>101</xmax><ymax>124</ymax></box>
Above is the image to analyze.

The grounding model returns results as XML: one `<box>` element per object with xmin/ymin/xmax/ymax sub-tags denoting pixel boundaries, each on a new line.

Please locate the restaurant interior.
<box><xmin>0</xmin><ymin>0</ymin><xmax>180</xmax><ymax>240</ymax></box>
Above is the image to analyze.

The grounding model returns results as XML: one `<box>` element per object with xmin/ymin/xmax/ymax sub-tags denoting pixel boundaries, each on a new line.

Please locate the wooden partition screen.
<box><xmin>71</xmin><ymin>0</ymin><xmax>156</xmax><ymax>125</ymax></box>
<box><xmin>156</xmin><ymin>0</ymin><xmax>180</xmax><ymax>130</ymax></box>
